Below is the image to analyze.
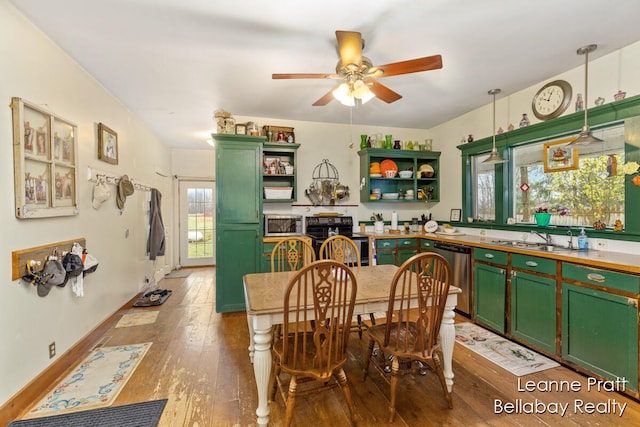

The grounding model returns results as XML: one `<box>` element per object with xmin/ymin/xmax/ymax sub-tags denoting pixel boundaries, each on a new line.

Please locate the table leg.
<box><xmin>440</xmin><ymin>300</ymin><xmax>456</xmax><ymax>393</ymax></box>
<box><xmin>247</xmin><ymin>313</ymin><xmax>255</xmax><ymax>363</ymax></box>
<box><xmin>252</xmin><ymin>321</ymin><xmax>273</xmax><ymax>426</ymax></box>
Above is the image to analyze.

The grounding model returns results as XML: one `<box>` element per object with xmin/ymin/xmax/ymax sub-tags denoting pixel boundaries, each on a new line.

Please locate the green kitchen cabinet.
<box><xmin>374</xmin><ymin>238</ymin><xmax>397</xmax><ymax>265</ymax></box>
<box><xmin>358</xmin><ymin>148</ymin><xmax>440</xmax><ymax>203</ymax></box>
<box><xmin>510</xmin><ymin>254</ymin><xmax>557</xmax><ymax>354</ymax></box>
<box><xmin>419</xmin><ymin>238</ymin><xmax>436</xmax><ymax>252</ymax></box>
<box><xmin>214</xmin><ymin>134</ymin><xmax>265</xmax><ymax>313</ymax></box>
<box><xmin>561</xmin><ymin>264</ymin><xmax>639</xmax><ymax>392</ymax></box>
<box><xmin>397</xmin><ymin>238</ymin><xmax>418</xmax><ymax>265</ymax></box>
<box><xmin>473</xmin><ymin>248</ymin><xmax>507</xmax><ymax>333</ymax></box>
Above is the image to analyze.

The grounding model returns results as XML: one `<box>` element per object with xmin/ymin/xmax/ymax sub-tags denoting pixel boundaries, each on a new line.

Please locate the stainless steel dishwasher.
<box><xmin>433</xmin><ymin>241</ymin><xmax>472</xmax><ymax>316</ymax></box>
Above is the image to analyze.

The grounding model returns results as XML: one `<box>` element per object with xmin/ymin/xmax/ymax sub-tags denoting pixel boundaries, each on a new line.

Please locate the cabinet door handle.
<box><xmin>628</xmin><ymin>299</ymin><xmax>638</xmax><ymax>307</ymax></box>
<box><xmin>484</xmin><ymin>253</ymin><xmax>495</xmax><ymax>259</ymax></box>
<box><xmin>402</xmin><ymin>241</ymin><xmax>410</xmax><ymax>246</ymax></box>
<box><xmin>383</xmin><ymin>242</ymin><xmax>391</xmax><ymax>247</ymax></box>
<box><xmin>499</xmin><ymin>268</ymin><xmax>505</xmax><ymax>275</ymax></box>
<box><xmin>587</xmin><ymin>273</ymin><xmax>606</xmax><ymax>283</ymax></box>
<box><xmin>525</xmin><ymin>261</ymin><xmax>538</xmax><ymax>267</ymax></box>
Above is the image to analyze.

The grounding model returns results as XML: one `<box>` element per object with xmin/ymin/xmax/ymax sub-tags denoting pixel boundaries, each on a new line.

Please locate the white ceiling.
<box><xmin>10</xmin><ymin>0</ymin><xmax>640</xmax><ymax>149</ymax></box>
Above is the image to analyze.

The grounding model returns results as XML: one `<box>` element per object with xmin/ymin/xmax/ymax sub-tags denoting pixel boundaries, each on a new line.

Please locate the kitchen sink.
<box><xmin>489</xmin><ymin>240</ymin><xmax>584</xmax><ymax>253</ymax></box>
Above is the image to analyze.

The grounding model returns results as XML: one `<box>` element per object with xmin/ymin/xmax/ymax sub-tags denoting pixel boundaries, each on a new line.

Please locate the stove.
<box><xmin>305</xmin><ymin>216</ymin><xmax>369</xmax><ymax>265</ymax></box>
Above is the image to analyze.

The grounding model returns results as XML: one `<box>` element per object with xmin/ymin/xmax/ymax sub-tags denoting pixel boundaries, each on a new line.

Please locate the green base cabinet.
<box><xmin>511</xmin><ymin>271</ymin><xmax>556</xmax><ymax>354</ymax></box>
<box><xmin>215</xmin><ymin>226</ymin><xmax>260</xmax><ymax>313</ymax></box>
<box><xmin>397</xmin><ymin>238</ymin><xmax>418</xmax><ymax>265</ymax></box>
<box><xmin>474</xmin><ymin>263</ymin><xmax>507</xmax><ymax>333</ymax></box>
<box><xmin>562</xmin><ymin>282</ymin><xmax>638</xmax><ymax>392</ymax></box>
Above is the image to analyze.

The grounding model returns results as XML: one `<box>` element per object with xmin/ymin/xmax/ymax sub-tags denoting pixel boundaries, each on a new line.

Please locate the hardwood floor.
<box><xmin>11</xmin><ymin>267</ymin><xmax>640</xmax><ymax>426</ymax></box>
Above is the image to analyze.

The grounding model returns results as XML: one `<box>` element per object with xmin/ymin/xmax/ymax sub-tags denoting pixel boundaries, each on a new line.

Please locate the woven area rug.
<box><xmin>9</xmin><ymin>399</ymin><xmax>167</xmax><ymax>427</ymax></box>
<box><xmin>455</xmin><ymin>322</ymin><xmax>559</xmax><ymax>376</ymax></box>
<box><xmin>24</xmin><ymin>342</ymin><xmax>152</xmax><ymax>418</ymax></box>
<box><xmin>116</xmin><ymin>311</ymin><xmax>159</xmax><ymax>328</ymax></box>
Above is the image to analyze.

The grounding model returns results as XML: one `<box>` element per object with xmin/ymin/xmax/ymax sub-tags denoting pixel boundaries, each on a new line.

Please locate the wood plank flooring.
<box><xmin>12</xmin><ymin>267</ymin><xmax>640</xmax><ymax>426</ymax></box>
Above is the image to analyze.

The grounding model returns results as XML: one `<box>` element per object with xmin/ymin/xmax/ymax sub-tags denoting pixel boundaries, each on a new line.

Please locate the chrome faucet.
<box><xmin>530</xmin><ymin>230</ymin><xmax>552</xmax><ymax>245</ymax></box>
<box><xmin>567</xmin><ymin>230</ymin><xmax>574</xmax><ymax>249</ymax></box>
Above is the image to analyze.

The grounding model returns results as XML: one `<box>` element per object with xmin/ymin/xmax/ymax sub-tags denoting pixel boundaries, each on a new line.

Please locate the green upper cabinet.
<box><xmin>358</xmin><ymin>148</ymin><xmax>440</xmax><ymax>203</ymax></box>
<box><xmin>262</xmin><ymin>142</ymin><xmax>299</xmax><ymax>203</ymax></box>
<box><xmin>215</xmin><ymin>135</ymin><xmax>263</xmax><ymax>224</ymax></box>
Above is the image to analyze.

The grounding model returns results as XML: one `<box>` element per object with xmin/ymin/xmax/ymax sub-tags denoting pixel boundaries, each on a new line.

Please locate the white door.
<box><xmin>179</xmin><ymin>180</ymin><xmax>215</xmax><ymax>267</ymax></box>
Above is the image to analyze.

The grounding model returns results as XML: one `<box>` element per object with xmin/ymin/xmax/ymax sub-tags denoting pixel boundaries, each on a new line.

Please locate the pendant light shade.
<box><xmin>483</xmin><ymin>88</ymin><xmax>508</xmax><ymax>164</ymax></box>
<box><xmin>568</xmin><ymin>44</ymin><xmax>603</xmax><ymax>146</ymax></box>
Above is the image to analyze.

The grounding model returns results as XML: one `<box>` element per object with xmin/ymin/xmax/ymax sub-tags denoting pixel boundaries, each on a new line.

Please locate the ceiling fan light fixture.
<box><xmin>568</xmin><ymin>44</ymin><xmax>604</xmax><ymax>146</ymax></box>
<box><xmin>332</xmin><ymin>83</ymin><xmax>355</xmax><ymax>106</ymax></box>
<box><xmin>482</xmin><ymin>88</ymin><xmax>508</xmax><ymax>164</ymax></box>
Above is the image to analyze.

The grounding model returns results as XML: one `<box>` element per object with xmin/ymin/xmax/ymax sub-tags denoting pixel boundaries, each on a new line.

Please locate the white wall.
<box><xmin>0</xmin><ymin>0</ymin><xmax>172</xmax><ymax>405</ymax></box>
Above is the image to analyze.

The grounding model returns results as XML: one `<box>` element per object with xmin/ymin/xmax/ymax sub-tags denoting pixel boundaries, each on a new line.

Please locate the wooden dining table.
<box><xmin>243</xmin><ymin>263</ymin><xmax>460</xmax><ymax>426</ymax></box>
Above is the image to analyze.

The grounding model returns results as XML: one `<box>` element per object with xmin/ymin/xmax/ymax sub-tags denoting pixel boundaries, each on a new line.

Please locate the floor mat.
<box><xmin>9</xmin><ymin>399</ymin><xmax>167</xmax><ymax>426</ymax></box>
<box><xmin>455</xmin><ymin>322</ymin><xmax>559</xmax><ymax>376</ymax></box>
<box><xmin>133</xmin><ymin>290</ymin><xmax>172</xmax><ymax>307</ymax></box>
<box><xmin>116</xmin><ymin>311</ymin><xmax>159</xmax><ymax>328</ymax></box>
<box><xmin>164</xmin><ymin>270</ymin><xmax>191</xmax><ymax>279</ymax></box>
<box><xmin>24</xmin><ymin>343</ymin><xmax>152</xmax><ymax>418</ymax></box>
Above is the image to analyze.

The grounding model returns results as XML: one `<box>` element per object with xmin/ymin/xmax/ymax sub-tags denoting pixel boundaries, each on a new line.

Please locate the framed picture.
<box><xmin>235</xmin><ymin>123</ymin><xmax>247</xmax><ymax>135</ymax></box>
<box><xmin>98</xmin><ymin>123</ymin><xmax>118</xmax><ymax>164</ymax></box>
<box><xmin>543</xmin><ymin>137</ymin><xmax>578</xmax><ymax>172</ymax></box>
<box><xmin>450</xmin><ymin>208</ymin><xmax>462</xmax><ymax>222</ymax></box>
<box><xmin>11</xmin><ymin>97</ymin><xmax>78</xmax><ymax>218</ymax></box>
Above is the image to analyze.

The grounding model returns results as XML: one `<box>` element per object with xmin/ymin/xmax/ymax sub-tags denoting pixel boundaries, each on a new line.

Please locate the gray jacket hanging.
<box><xmin>147</xmin><ymin>188</ymin><xmax>166</xmax><ymax>260</ymax></box>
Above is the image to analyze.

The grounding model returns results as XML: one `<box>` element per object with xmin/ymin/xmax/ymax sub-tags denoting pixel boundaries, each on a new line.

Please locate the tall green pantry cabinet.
<box><xmin>214</xmin><ymin>134</ymin><xmax>265</xmax><ymax>312</ymax></box>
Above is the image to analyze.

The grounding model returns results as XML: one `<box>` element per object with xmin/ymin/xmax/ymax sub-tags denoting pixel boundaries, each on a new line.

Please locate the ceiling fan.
<box><xmin>272</xmin><ymin>30</ymin><xmax>443</xmax><ymax>106</ymax></box>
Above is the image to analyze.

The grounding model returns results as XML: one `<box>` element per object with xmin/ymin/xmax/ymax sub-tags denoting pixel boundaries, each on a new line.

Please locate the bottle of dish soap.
<box><xmin>577</xmin><ymin>228</ymin><xmax>588</xmax><ymax>250</ymax></box>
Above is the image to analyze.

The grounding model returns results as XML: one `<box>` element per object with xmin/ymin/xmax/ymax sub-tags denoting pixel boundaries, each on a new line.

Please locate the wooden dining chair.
<box><xmin>319</xmin><ymin>235</ymin><xmax>375</xmax><ymax>338</ymax></box>
<box><xmin>363</xmin><ymin>252</ymin><xmax>453</xmax><ymax>422</ymax></box>
<box><xmin>270</xmin><ymin>260</ymin><xmax>358</xmax><ymax>427</ymax></box>
<box><xmin>270</xmin><ymin>237</ymin><xmax>316</xmax><ymax>272</ymax></box>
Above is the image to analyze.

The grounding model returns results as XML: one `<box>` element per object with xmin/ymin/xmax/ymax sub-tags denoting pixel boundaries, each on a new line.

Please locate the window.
<box><xmin>471</xmin><ymin>153</ymin><xmax>497</xmax><ymax>221</ymax></box>
<box><xmin>511</xmin><ymin>125</ymin><xmax>624</xmax><ymax>227</ymax></box>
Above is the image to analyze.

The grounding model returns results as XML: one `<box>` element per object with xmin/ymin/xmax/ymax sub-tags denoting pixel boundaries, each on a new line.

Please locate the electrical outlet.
<box><xmin>144</xmin><ymin>276</ymin><xmax>150</xmax><ymax>284</ymax></box>
<box><xmin>48</xmin><ymin>342</ymin><xmax>56</xmax><ymax>359</ymax></box>
<box><xmin>594</xmin><ymin>239</ymin><xmax>608</xmax><ymax>250</ymax></box>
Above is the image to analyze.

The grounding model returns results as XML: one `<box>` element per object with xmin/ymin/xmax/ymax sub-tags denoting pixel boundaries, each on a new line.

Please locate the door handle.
<box><xmin>484</xmin><ymin>253</ymin><xmax>494</xmax><ymax>259</ymax></box>
<box><xmin>525</xmin><ymin>261</ymin><xmax>538</xmax><ymax>267</ymax></box>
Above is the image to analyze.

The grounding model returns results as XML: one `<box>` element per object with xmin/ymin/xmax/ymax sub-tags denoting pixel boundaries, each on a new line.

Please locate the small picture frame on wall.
<box><xmin>98</xmin><ymin>123</ymin><xmax>118</xmax><ymax>165</ymax></box>
<box><xmin>235</xmin><ymin>123</ymin><xmax>247</xmax><ymax>135</ymax></box>
<box><xmin>450</xmin><ymin>208</ymin><xmax>462</xmax><ymax>222</ymax></box>
<box><xmin>543</xmin><ymin>137</ymin><xmax>578</xmax><ymax>173</ymax></box>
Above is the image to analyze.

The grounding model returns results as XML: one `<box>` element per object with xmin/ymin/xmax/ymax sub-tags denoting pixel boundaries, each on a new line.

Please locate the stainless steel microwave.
<box><xmin>264</xmin><ymin>214</ymin><xmax>304</xmax><ymax>237</ymax></box>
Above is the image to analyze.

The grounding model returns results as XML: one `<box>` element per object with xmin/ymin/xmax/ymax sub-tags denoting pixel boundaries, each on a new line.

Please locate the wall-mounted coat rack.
<box><xmin>12</xmin><ymin>238</ymin><xmax>86</xmax><ymax>280</ymax></box>
<box><xmin>86</xmin><ymin>166</ymin><xmax>151</xmax><ymax>192</ymax></box>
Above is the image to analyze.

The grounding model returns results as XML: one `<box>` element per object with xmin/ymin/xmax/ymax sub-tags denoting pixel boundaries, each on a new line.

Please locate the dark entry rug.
<box><xmin>7</xmin><ymin>399</ymin><xmax>167</xmax><ymax>427</ymax></box>
<box><xmin>133</xmin><ymin>289</ymin><xmax>172</xmax><ymax>307</ymax></box>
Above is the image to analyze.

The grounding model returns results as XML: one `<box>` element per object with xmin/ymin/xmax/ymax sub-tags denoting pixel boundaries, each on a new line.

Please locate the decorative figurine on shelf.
<box><xmin>497</xmin><ymin>126</ymin><xmax>504</xmax><ymax>135</ymax></box>
<box><xmin>614</xmin><ymin>90</ymin><xmax>627</xmax><ymax>101</ymax></box>
<box><xmin>575</xmin><ymin>93</ymin><xmax>584</xmax><ymax>112</ymax></box>
<box><xmin>467</xmin><ymin>134</ymin><xmax>474</xmax><ymax>143</ymax></box>
<box><xmin>276</xmin><ymin>131</ymin><xmax>285</xmax><ymax>142</ymax></box>
<box><xmin>393</xmin><ymin>140</ymin><xmax>402</xmax><ymax>149</ymax></box>
<box><xmin>595</xmin><ymin>96</ymin><xmax>605</xmax><ymax>106</ymax></box>
<box><xmin>613</xmin><ymin>220</ymin><xmax>624</xmax><ymax>232</ymax></box>
<box><xmin>507</xmin><ymin>123</ymin><xmax>515</xmax><ymax>131</ymax></box>
<box><xmin>593</xmin><ymin>219</ymin><xmax>607</xmax><ymax>230</ymax></box>
<box><xmin>519</xmin><ymin>113</ymin><xmax>530</xmax><ymax>128</ymax></box>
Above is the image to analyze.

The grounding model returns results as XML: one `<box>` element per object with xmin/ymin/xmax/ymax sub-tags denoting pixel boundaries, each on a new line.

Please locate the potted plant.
<box><xmin>534</xmin><ymin>207</ymin><xmax>552</xmax><ymax>226</ymax></box>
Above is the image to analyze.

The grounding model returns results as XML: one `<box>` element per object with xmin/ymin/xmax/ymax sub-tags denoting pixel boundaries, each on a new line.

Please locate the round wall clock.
<box><xmin>531</xmin><ymin>80</ymin><xmax>572</xmax><ymax>121</ymax></box>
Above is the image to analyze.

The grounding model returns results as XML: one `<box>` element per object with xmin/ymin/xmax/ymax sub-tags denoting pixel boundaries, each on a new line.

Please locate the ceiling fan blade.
<box><xmin>374</xmin><ymin>54</ymin><xmax>443</xmax><ymax>77</ymax></box>
<box><xmin>312</xmin><ymin>84</ymin><xmax>341</xmax><ymax>106</ymax></box>
<box><xmin>367</xmin><ymin>80</ymin><xmax>402</xmax><ymax>103</ymax></box>
<box><xmin>272</xmin><ymin>73</ymin><xmax>339</xmax><ymax>79</ymax></box>
<box><xmin>336</xmin><ymin>30</ymin><xmax>362</xmax><ymax>69</ymax></box>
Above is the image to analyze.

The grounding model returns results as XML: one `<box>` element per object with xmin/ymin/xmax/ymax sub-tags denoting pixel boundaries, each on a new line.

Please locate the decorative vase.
<box><xmin>360</xmin><ymin>134</ymin><xmax>368</xmax><ymax>149</ymax></box>
<box><xmin>385</xmin><ymin>135</ymin><xmax>392</xmax><ymax>149</ymax></box>
<box><xmin>534</xmin><ymin>212</ymin><xmax>551</xmax><ymax>226</ymax></box>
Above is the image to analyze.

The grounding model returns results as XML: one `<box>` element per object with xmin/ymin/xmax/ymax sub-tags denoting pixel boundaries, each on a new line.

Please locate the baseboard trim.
<box><xmin>0</xmin><ymin>292</ymin><xmax>141</xmax><ymax>425</ymax></box>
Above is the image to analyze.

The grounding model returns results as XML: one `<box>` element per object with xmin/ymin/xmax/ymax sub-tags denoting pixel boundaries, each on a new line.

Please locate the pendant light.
<box><xmin>568</xmin><ymin>44</ymin><xmax>603</xmax><ymax>146</ymax></box>
<box><xmin>482</xmin><ymin>88</ymin><xmax>508</xmax><ymax>164</ymax></box>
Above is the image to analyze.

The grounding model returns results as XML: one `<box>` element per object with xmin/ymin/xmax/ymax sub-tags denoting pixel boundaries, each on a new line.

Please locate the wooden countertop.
<box><xmin>366</xmin><ymin>231</ymin><xmax>640</xmax><ymax>275</ymax></box>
